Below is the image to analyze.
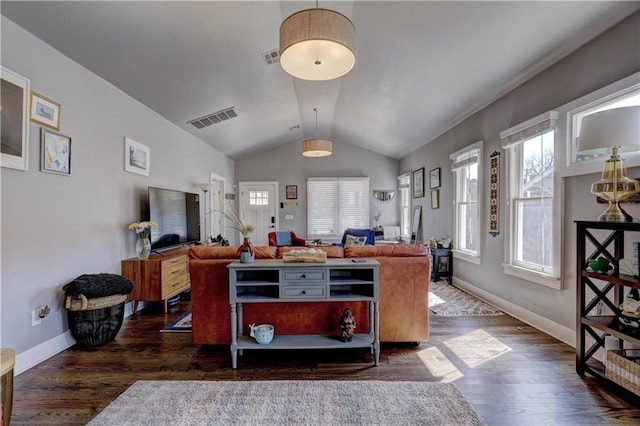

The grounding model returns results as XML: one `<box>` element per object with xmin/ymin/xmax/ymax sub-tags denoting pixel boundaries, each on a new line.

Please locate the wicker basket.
<box><xmin>606</xmin><ymin>349</ymin><xmax>640</xmax><ymax>395</ymax></box>
<box><xmin>65</xmin><ymin>294</ymin><xmax>127</xmax><ymax>347</ymax></box>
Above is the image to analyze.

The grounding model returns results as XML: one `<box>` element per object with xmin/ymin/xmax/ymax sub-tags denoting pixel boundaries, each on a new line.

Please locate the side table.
<box><xmin>431</xmin><ymin>248</ymin><xmax>452</xmax><ymax>282</ymax></box>
<box><xmin>1</xmin><ymin>348</ymin><xmax>15</xmax><ymax>426</ymax></box>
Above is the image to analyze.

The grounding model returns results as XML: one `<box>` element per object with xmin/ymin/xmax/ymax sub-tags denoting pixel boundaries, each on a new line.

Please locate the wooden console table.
<box><xmin>121</xmin><ymin>247</ymin><xmax>190</xmax><ymax>313</ymax></box>
<box><xmin>228</xmin><ymin>259</ymin><xmax>380</xmax><ymax>369</ymax></box>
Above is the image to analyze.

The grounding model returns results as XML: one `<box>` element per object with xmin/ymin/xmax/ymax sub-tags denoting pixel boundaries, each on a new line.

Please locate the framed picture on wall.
<box><xmin>30</xmin><ymin>91</ymin><xmax>61</xmax><ymax>130</ymax></box>
<box><xmin>431</xmin><ymin>189</ymin><xmax>440</xmax><ymax>209</ymax></box>
<box><xmin>429</xmin><ymin>167</ymin><xmax>441</xmax><ymax>189</ymax></box>
<box><xmin>412</xmin><ymin>167</ymin><xmax>424</xmax><ymax>198</ymax></box>
<box><xmin>286</xmin><ymin>185</ymin><xmax>298</xmax><ymax>200</ymax></box>
<box><xmin>124</xmin><ymin>137</ymin><xmax>150</xmax><ymax>176</ymax></box>
<box><xmin>1</xmin><ymin>66</ymin><xmax>30</xmax><ymax>171</ymax></box>
<box><xmin>40</xmin><ymin>128</ymin><xmax>71</xmax><ymax>175</ymax></box>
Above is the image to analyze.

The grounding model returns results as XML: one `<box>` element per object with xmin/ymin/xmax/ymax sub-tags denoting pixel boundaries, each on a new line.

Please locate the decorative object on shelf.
<box><xmin>40</xmin><ymin>128</ymin><xmax>71</xmax><ymax>175</ymax></box>
<box><xmin>29</xmin><ymin>91</ymin><xmax>61</xmax><ymax>130</ymax></box>
<box><xmin>618</xmin><ymin>287</ymin><xmax>640</xmax><ymax>329</ymax></box>
<box><xmin>128</xmin><ymin>221</ymin><xmax>157</xmax><ymax>260</ymax></box>
<box><xmin>587</xmin><ymin>256</ymin><xmax>612</xmax><ymax>274</ymax></box>
<box><xmin>339</xmin><ymin>308</ymin><xmax>356</xmax><ymax>342</ymax></box>
<box><xmin>429</xmin><ymin>167</ymin><xmax>441</xmax><ymax>189</ymax></box>
<box><xmin>577</xmin><ymin>106</ymin><xmax>640</xmax><ymax>222</ymax></box>
<box><xmin>1</xmin><ymin>66</ymin><xmax>30</xmax><ymax>171</ymax></box>
<box><xmin>279</xmin><ymin>1</ymin><xmax>355</xmax><ymax>81</ymax></box>
<box><xmin>489</xmin><ymin>151</ymin><xmax>500</xmax><ymax>237</ymax></box>
<box><xmin>124</xmin><ymin>137</ymin><xmax>150</xmax><ymax>176</ymax></box>
<box><xmin>302</xmin><ymin>108</ymin><xmax>332</xmax><ymax>157</ymax></box>
<box><xmin>249</xmin><ymin>323</ymin><xmax>274</xmax><ymax>345</ymax></box>
<box><xmin>239</xmin><ymin>238</ymin><xmax>255</xmax><ymax>263</ymax></box>
<box><xmin>286</xmin><ymin>185</ymin><xmax>298</xmax><ymax>199</ymax></box>
<box><xmin>412</xmin><ymin>167</ymin><xmax>424</xmax><ymax>198</ymax></box>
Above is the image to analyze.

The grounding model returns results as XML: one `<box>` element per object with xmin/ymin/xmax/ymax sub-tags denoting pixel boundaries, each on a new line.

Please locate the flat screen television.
<box><xmin>148</xmin><ymin>187</ymin><xmax>200</xmax><ymax>250</ymax></box>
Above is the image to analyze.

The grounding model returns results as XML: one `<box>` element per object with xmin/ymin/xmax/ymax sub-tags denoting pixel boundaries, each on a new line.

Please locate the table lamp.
<box><xmin>578</xmin><ymin>106</ymin><xmax>640</xmax><ymax>222</ymax></box>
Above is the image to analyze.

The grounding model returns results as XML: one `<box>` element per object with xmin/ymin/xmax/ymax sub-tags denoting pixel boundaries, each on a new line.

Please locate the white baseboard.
<box><xmin>15</xmin><ymin>300</ymin><xmax>140</xmax><ymax>376</ymax></box>
<box><xmin>451</xmin><ymin>277</ymin><xmax>576</xmax><ymax>348</ymax></box>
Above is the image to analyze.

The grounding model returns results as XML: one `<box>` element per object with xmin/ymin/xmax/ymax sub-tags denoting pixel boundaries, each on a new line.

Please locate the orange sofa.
<box><xmin>188</xmin><ymin>244</ymin><xmax>431</xmax><ymax>345</ymax></box>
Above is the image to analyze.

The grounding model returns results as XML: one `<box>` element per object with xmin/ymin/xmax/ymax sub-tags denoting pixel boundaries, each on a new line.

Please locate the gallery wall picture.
<box><xmin>429</xmin><ymin>167</ymin><xmax>441</xmax><ymax>189</ymax></box>
<box><xmin>412</xmin><ymin>167</ymin><xmax>424</xmax><ymax>198</ymax></box>
<box><xmin>1</xmin><ymin>66</ymin><xmax>30</xmax><ymax>170</ymax></box>
<box><xmin>40</xmin><ymin>128</ymin><xmax>71</xmax><ymax>175</ymax></box>
<box><xmin>431</xmin><ymin>189</ymin><xmax>440</xmax><ymax>209</ymax></box>
<box><xmin>124</xmin><ymin>137</ymin><xmax>150</xmax><ymax>176</ymax></box>
<box><xmin>286</xmin><ymin>185</ymin><xmax>298</xmax><ymax>200</ymax></box>
<box><xmin>30</xmin><ymin>91</ymin><xmax>61</xmax><ymax>130</ymax></box>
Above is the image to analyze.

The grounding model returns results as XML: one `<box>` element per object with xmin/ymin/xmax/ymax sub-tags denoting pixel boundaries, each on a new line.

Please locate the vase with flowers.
<box><xmin>128</xmin><ymin>221</ymin><xmax>157</xmax><ymax>260</ymax></box>
<box><xmin>217</xmin><ymin>202</ymin><xmax>255</xmax><ymax>263</ymax></box>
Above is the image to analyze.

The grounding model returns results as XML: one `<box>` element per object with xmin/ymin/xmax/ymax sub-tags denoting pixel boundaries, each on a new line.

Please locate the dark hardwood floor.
<box><xmin>10</xmin><ymin>292</ymin><xmax>640</xmax><ymax>425</ymax></box>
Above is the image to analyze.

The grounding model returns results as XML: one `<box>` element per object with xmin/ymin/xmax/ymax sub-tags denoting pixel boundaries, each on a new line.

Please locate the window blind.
<box><xmin>307</xmin><ymin>177</ymin><xmax>369</xmax><ymax>239</ymax></box>
<box><xmin>500</xmin><ymin>111</ymin><xmax>559</xmax><ymax>149</ymax></box>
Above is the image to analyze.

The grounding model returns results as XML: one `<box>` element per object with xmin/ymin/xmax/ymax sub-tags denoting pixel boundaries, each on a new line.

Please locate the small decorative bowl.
<box><xmin>251</xmin><ymin>324</ymin><xmax>275</xmax><ymax>345</ymax></box>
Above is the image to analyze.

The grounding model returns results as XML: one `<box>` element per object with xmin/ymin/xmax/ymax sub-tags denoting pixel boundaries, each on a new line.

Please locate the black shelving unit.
<box><xmin>576</xmin><ymin>220</ymin><xmax>640</xmax><ymax>404</ymax></box>
<box><xmin>431</xmin><ymin>248</ymin><xmax>452</xmax><ymax>282</ymax></box>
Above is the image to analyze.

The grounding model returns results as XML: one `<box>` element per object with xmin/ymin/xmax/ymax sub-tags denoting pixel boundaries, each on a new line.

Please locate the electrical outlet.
<box><xmin>32</xmin><ymin>310</ymin><xmax>42</xmax><ymax>326</ymax></box>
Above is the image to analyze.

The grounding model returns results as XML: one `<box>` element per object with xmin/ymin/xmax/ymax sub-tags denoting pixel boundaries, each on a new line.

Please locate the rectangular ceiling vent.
<box><xmin>188</xmin><ymin>107</ymin><xmax>238</xmax><ymax>129</ymax></box>
<box><xmin>262</xmin><ymin>49</ymin><xmax>280</xmax><ymax>66</ymax></box>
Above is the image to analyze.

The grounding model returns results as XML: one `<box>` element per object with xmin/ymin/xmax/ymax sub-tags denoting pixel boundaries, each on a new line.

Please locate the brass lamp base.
<box><xmin>591</xmin><ymin>155</ymin><xmax>640</xmax><ymax>222</ymax></box>
<box><xmin>597</xmin><ymin>201</ymin><xmax>633</xmax><ymax>222</ymax></box>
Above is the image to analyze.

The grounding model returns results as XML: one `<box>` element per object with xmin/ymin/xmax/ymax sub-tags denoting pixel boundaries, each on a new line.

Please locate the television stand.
<box><xmin>121</xmin><ymin>247</ymin><xmax>190</xmax><ymax>313</ymax></box>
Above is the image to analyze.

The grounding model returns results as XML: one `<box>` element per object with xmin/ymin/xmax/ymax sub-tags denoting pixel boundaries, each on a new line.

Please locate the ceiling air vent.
<box><xmin>188</xmin><ymin>107</ymin><xmax>238</xmax><ymax>129</ymax></box>
<box><xmin>262</xmin><ymin>49</ymin><xmax>280</xmax><ymax>66</ymax></box>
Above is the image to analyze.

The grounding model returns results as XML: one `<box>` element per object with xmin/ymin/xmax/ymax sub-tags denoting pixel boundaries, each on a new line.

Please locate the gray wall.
<box><xmin>236</xmin><ymin>138</ymin><xmax>399</xmax><ymax>239</ymax></box>
<box><xmin>399</xmin><ymin>11</ymin><xmax>640</xmax><ymax>330</ymax></box>
<box><xmin>1</xmin><ymin>17</ymin><xmax>234</xmax><ymax>356</ymax></box>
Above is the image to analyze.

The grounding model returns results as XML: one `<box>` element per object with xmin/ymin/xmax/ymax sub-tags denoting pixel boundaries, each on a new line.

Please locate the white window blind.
<box><xmin>501</xmin><ymin>111</ymin><xmax>559</xmax><ymax>149</ymax></box>
<box><xmin>307</xmin><ymin>177</ymin><xmax>369</xmax><ymax>239</ymax></box>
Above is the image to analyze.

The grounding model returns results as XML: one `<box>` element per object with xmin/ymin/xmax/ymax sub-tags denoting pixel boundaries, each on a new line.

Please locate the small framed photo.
<box><xmin>431</xmin><ymin>189</ymin><xmax>440</xmax><ymax>209</ymax></box>
<box><xmin>40</xmin><ymin>128</ymin><xmax>71</xmax><ymax>175</ymax></box>
<box><xmin>286</xmin><ymin>185</ymin><xmax>298</xmax><ymax>200</ymax></box>
<box><xmin>30</xmin><ymin>91</ymin><xmax>61</xmax><ymax>130</ymax></box>
<box><xmin>429</xmin><ymin>167</ymin><xmax>441</xmax><ymax>189</ymax></box>
<box><xmin>1</xmin><ymin>66</ymin><xmax>30</xmax><ymax>171</ymax></box>
<box><xmin>412</xmin><ymin>167</ymin><xmax>425</xmax><ymax>198</ymax></box>
<box><xmin>124</xmin><ymin>137</ymin><xmax>150</xmax><ymax>176</ymax></box>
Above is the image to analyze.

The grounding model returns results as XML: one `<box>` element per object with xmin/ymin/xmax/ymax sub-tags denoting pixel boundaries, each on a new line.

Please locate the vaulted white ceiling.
<box><xmin>2</xmin><ymin>1</ymin><xmax>638</xmax><ymax>160</ymax></box>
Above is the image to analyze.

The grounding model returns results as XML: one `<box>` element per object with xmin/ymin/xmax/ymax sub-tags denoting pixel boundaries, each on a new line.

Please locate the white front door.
<box><xmin>238</xmin><ymin>181</ymin><xmax>278</xmax><ymax>246</ymax></box>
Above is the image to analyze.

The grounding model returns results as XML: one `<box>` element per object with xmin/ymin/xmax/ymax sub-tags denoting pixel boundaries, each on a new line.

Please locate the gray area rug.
<box><xmin>88</xmin><ymin>380</ymin><xmax>486</xmax><ymax>426</ymax></box>
<box><xmin>429</xmin><ymin>280</ymin><xmax>503</xmax><ymax>316</ymax></box>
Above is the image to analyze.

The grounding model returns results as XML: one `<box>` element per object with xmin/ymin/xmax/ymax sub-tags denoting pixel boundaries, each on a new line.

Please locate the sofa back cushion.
<box><xmin>189</xmin><ymin>245</ymin><xmax>277</xmax><ymax>260</ymax></box>
<box><xmin>344</xmin><ymin>244</ymin><xmax>429</xmax><ymax>258</ymax></box>
<box><xmin>277</xmin><ymin>245</ymin><xmax>344</xmax><ymax>258</ymax></box>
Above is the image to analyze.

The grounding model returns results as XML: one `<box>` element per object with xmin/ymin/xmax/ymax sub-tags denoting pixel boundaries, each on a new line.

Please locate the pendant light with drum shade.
<box><xmin>279</xmin><ymin>1</ymin><xmax>355</xmax><ymax>81</ymax></box>
<box><xmin>302</xmin><ymin>108</ymin><xmax>332</xmax><ymax>157</ymax></box>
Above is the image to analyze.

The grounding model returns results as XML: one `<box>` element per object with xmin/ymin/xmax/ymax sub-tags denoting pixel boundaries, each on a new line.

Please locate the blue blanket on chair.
<box><xmin>275</xmin><ymin>231</ymin><xmax>292</xmax><ymax>246</ymax></box>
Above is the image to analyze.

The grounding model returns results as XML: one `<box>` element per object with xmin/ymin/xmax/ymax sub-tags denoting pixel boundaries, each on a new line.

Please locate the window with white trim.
<box><xmin>501</xmin><ymin>111</ymin><xmax>562</xmax><ymax>289</ymax></box>
<box><xmin>307</xmin><ymin>177</ymin><xmax>369</xmax><ymax>240</ymax></box>
<box><xmin>560</xmin><ymin>72</ymin><xmax>640</xmax><ymax>176</ymax></box>
<box><xmin>398</xmin><ymin>173</ymin><xmax>411</xmax><ymax>240</ymax></box>
<box><xmin>450</xmin><ymin>141</ymin><xmax>483</xmax><ymax>264</ymax></box>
